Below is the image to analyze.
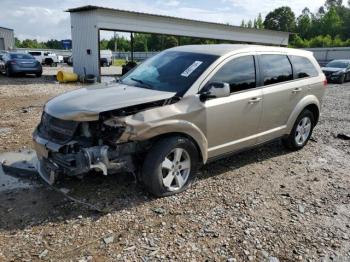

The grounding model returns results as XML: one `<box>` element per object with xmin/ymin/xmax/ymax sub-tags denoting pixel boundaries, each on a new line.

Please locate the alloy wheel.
<box><xmin>295</xmin><ymin>116</ymin><xmax>312</xmax><ymax>146</ymax></box>
<box><xmin>161</xmin><ymin>148</ymin><xmax>191</xmax><ymax>191</ymax></box>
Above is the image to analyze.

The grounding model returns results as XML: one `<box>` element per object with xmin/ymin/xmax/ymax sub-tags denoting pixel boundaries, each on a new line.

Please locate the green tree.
<box><xmin>321</xmin><ymin>6</ymin><xmax>342</xmax><ymax>37</ymax></box>
<box><xmin>164</xmin><ymin>36</ymin><xmax>178</xmax><ymax>49</ymax></box>
<box><xmin>325</xmin><ymin>0</ymin><xmax>343</xmax><ymax>9</ymax></box>
<box><xmin>308</xmin><ymin>35</ymin><xmax>333</xmax><ymax>47</ymax></box>
<box><xmin>45</xmin><ymin>39</ymin><xmax>62</xmax><ymax>49</ymax></box>
<box><xmin>289</xmin><ymin>34</ymin><xmax>309</xmax><ymax>47</ymax></box>
<box><xmin>240</xmin><ymin>20</ymin><xmax>246</xmax><ymax>27</ymax></box>
<box><xmin>115</xmin><ymin>36</ymin><xmax>130</xmax><ymax>51</ymax></box>
<box><xmin>296</xmin><ymin>8</ymin><xmax>312</xmax><ymax>39</ymax></box>
<box><xmin>332</xmin><ymin>35</ymin><xmax>344</xmax><ymax>46</ymax></box>
<box><xmin>256</xmin><ymin>13</ymin><xmax>264</xmax><ymax>29</ymax></box>
<box><xmin>20</xmin><ymin>39</ymin><xmax>45</xmax><ymax>48</ymax></box>
<box><xmin>263</xmin><ymin>6</ymin><xmax>296</xmax><ymax>32</ymax></box>
<box><xmin>99</xmin><ymin>39</ymin><xmax>109</xmax><ymax>50</ymax></box>
<box><xmin>14</xmin><ymin>37</ymin><xmax>21</xmax><ymax>48</ymax></box>
<box><xmin>247</xmin><ymin>20</ymin><xmax>253</xmax><ymax>28</ymax></box>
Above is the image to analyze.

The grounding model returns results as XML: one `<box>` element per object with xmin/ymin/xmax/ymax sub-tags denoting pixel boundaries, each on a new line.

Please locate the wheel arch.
<box><xmin>304</xmin><ymin>103</ymin><xmax>320</xmax><ymax>124</ymax></box>
<box><xmin>149</xmin><ymin>132</ymin><xmax>205</xmax><ymax>164</ymax></box>
<box><xmin>126</xmin><ymin>120</ymin><xmax>208</xmax><ymax>163</ymax></box>
<box><xmin>44</xmin><ymin>58</ymin><xmax>53</xmax><ymax>64</ymax></box>
<box><xmin>286</xmin><ymin>95</ymin><xmax>321</xmax><ymax>133</ymax></box>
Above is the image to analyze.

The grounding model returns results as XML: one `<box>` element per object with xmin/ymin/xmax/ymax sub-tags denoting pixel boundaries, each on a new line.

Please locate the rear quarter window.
<box><xmin>289</xmin><ymin>55</ymin><xmax>319</xmax><ymax>79</ymax></box>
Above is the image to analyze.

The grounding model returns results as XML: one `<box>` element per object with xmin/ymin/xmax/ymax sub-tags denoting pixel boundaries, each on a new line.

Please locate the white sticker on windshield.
<box><xmin>181</xmin><ymin>61</ymin><xmax>203</xmax><ymax>77</ymax></box>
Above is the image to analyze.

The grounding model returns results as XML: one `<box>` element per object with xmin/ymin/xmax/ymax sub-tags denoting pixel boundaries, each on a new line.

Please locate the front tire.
<box><xmin>338</xmin><ymin>74</ymin><xmax>345</xmax><ymax>84</ymax></box>
<box><xmin>6</xmin><ymin>67</ymin><xmax>12</xmax><ymax>77</ymax></box>
<box><xmin>142</xmin><ymin>136</ymin><xmax>199</xmax><ymax>197</ymax></box>
<box><xmin>282</xmin><ymin>109</ymin><xmax>315</xmax><ymax>150</ymax></box>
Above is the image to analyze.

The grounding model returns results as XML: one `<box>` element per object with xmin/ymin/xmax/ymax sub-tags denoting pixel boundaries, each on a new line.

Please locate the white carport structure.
<box><xmin>67</xmin><ymin>5</ymin><xmax>290</xmax><ymax>80</ymax></box>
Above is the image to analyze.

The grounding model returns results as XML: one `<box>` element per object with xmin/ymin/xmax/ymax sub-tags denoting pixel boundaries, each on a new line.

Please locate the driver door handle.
<box><xmin>292</xmin><ymin>87</ymin><xmax>302</xmax><ymax>93</ymax></box>
<box><xmin>248</xmin><ymin>97</ymin><xmax>262</xmax><ymax>104</ymax></box>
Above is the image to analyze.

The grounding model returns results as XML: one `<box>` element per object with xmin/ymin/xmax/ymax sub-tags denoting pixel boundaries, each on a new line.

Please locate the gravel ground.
<box><xmin>0</xmin><ymin>69</ymin><xmax>349</xmax><ymax>261</ymax></box>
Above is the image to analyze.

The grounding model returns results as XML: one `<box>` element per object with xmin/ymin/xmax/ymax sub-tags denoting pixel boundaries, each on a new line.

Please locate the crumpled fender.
<box><xmin>286</xmin><ymin>94</ymin><xmax>320</xmax><ymax>133</ymax></box>
<box><xmin>118</xmin><ymin>95</ymin><xmax>209</xmax><ymax>163</ymax></box>
<box><xmin>126</xmin><ymin>119</ymin><xmax>208</xmax><ymax>163</ymax></box>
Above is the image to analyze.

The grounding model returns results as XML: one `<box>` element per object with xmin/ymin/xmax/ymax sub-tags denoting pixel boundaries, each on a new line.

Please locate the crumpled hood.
<box><xmin>321</xmin><ymin>67</ymin><xmax>345</xmax><ymax>72</ymax></box>
<box><xmin>44</xmin><ymin>83</ymin><xmax>176</xmax><ymax>121</ymax></box>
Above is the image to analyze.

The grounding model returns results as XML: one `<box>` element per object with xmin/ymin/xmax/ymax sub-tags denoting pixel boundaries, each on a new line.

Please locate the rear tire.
<box><xmin>36</xmin><ymin>72</ymin><xmax>42</xmax><ymax>77</ymax></box>
<box><xmin>142</xmin><ymin>136</ymin><xmax>199</xmax><ymax>197</ymax></box>
<box><xmin>282</xmin><ymin>109</ymin><xmax>315</xmax><ymax>150</ymax></box>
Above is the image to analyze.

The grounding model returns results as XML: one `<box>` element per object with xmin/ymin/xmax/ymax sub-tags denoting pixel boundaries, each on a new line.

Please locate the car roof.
<box><xmin>169</xmin><ymin>44</ymin><xmax>313</xmax><ymax>57</ymax></box>
<box><xmin>8</xmin><ymin>52</ymin><xmax>31</xmax><ymax>55</ymax></box>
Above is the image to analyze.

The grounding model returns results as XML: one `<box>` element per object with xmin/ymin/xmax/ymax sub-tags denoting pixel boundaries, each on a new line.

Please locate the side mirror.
<box><xmin>200</xmin><ymin>82</ymin><xmax>230</xmax><ymax>102</ymax></box>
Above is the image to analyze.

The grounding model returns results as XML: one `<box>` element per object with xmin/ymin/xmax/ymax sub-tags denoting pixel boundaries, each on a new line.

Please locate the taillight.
<box><xmin>10</xmin><ymin>60</ymin><xmax>17</xmax><ymax>65</ymax></box>
<box><xmin>323</xmin><ymin>79</ymin><xmax>328</xmax><ymax>87</ymax></box>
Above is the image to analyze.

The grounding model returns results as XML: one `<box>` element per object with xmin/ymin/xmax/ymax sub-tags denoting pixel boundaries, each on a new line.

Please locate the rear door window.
<box><xmin>289</xmin><ymin>55</ymin><xmax>318</xmax><ymax>78</ymax></box>
<box><xmin>209</xmin><ymin>55</ymin><xmax>256</xmax><ymax>93</ymax></box>
<box><xmin>260</xmin><ymin>54</ymin><xmax>293</xmax><ymax>85</ymax></box>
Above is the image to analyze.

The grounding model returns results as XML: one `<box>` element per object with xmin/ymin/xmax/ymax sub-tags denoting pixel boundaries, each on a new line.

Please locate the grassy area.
<box><xmin>113</xmin><ymin>59</ymin><xmax>127</xmax><ymax>66</ymax></box>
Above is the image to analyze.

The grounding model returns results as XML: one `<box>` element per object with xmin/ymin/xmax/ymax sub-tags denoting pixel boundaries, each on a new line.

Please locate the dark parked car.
<box><xmin>0</xmin><ymin>52</ymin><xmax>42</xmax><ymax>77</ymax></box>
<box><xmin>321</xmin><ymin>59</ymin><xmax>350</xmax><ymax>84</ymax></box>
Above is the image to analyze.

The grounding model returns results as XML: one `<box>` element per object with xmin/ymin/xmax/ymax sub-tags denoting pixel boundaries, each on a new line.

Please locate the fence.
<box><xmin>113</xmin><ymin>51</ymin><xmax>158</xmax><ymax>61</ymax></box>
<box><xmin>304</xmin><ymin>47</ymin><xmax>350</xmax><ymax>66</ymax></box>
<box><xmin>14</xmin><ymin>48</ymin><xmax>158</xmax><ymax>61</ymax></box>
<box><xmin>14</xmin><ymin>47</ymin><xmax>72</xmax><ymax>57</ymax></box>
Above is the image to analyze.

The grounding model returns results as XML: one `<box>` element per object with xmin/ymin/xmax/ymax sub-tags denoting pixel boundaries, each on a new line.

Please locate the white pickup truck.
<box><xmin>27</xmin><ymin>51</ymin><xmax>63</xmax><ymax>67</ymax></box>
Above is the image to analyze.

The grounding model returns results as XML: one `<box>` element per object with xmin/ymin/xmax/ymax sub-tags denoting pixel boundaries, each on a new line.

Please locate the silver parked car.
<box><xmin>33</xmin><ymin>44</ymin><xmax>326</xmax><ymax>196</ymax></box>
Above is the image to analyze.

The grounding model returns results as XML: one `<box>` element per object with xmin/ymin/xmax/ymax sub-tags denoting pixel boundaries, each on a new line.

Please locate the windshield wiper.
<box><xmin>130</xmin><ymin>77</ymin><xmax>153</xmax><ymax>89</ymax></box>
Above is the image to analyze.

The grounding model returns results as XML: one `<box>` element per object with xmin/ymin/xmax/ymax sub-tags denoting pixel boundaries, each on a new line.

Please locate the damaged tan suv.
<box><xmin>33</xmin><ymin>45</ymin><xmax>326</xmax><ymax>196</ymax></box>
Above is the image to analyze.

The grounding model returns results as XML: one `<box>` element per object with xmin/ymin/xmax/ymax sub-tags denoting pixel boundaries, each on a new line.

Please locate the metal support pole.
<box><xmin>130</xmin><ymin>32</ymin><xmax>134</xmax><ymax>62</ymax></box>
<box><xmin>114</xmin><ymin>31</ymin><xmax>117</xmax><ymax>65</ymax></box>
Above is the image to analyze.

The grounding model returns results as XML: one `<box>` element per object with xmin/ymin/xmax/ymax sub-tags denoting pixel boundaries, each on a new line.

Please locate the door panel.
<box><xmin>257</xmin><ymin>54</ymin><xmax>299</xmax><ymax>143</ymax></box>
<box><xmin>200</xmin><ymin>54</ymin><xmax>263</xmax><ymax>158</ymax></box>
<box><xmin>258</xmin><ymin>80</ymin><xmax>306</xmax><ymax>142</ymax></box>
<box><xmin>205</xmin><ymin>88</ymin><xmax>263</xmax><ymax>158</ymax></box>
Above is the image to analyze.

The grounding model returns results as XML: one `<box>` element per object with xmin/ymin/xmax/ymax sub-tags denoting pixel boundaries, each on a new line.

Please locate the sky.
<box><xmin>0</xmin><ymin>0</ymin><xmax>326</xmax><ymax>41</ymax></box>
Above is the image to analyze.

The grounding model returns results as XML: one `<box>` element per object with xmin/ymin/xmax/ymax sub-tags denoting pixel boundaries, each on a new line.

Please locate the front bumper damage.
<box><xmin>33</xmin><ymin>131</ymin><xmax>137</xmax><ymax>185</ymax></box>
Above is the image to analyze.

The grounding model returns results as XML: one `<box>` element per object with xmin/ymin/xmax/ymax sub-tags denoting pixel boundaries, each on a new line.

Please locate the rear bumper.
<box><xmin>10</xmin><ymin>65</ymin><xmax>42</xmax><ymax>74</ymax></box>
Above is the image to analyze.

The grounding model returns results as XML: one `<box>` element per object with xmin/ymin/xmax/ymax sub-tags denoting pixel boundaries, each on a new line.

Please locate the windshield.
<box><xmin>120</xmin><ymin>51</ymin><xmax>218</xmax><ymax>96</ymax></box>
<box><xmin>10</xmin><ymin>53</ymin><xmax>34</xmax><ymax>60</ymax></box>
<box><xmin>325</xmin><ymin>60</ymin><xmax>349</xmax><ymax>68</ymax></box>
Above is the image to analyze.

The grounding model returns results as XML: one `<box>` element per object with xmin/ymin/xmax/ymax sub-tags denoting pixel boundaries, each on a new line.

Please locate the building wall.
<box><xmin>71</xmin><ymin>10</ymin><xmax>100</xmax><ymax>78</ymax></box>
<box><xmin>0</xmin><ymin>28</ymin><xmax>15</xmax><ymax>50</ymax></box>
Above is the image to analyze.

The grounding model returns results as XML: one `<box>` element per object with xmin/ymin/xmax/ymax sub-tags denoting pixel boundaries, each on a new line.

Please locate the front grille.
<box><xmin>323</xmin><ymin>71</ymin><xmax>333</xmax><ymax>77</ymax></box>
<box><xmin>38</xmin><ymin>112</ymin><xmax>79</xmax><ymax>144</ymax></box>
